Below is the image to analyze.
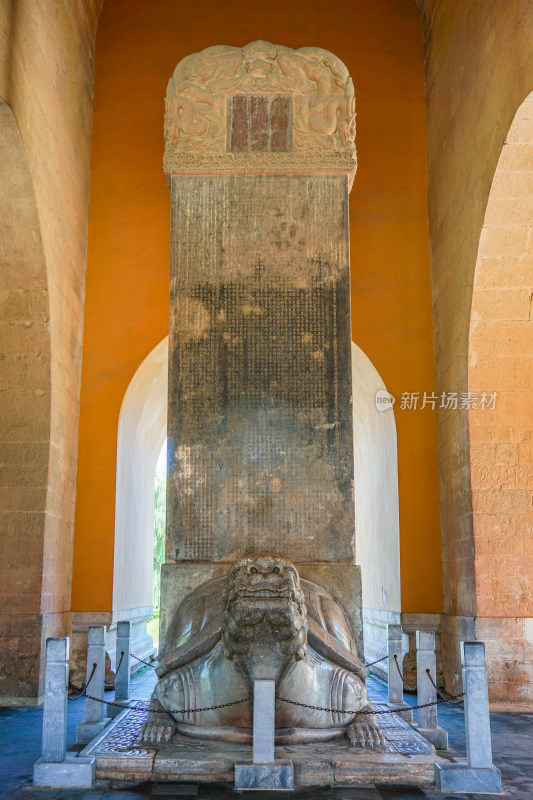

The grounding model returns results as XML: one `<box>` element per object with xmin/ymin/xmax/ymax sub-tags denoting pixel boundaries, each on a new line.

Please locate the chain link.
<box><xmin>82</xmin><ymin>688</ymin><xmax>458</xmax><ymax>717</ymax></box>
<box><xmin>363</xmin><ymin>655</ymin><xmax>388</xmax><ymax>668</ymax></box>
<box><xmin>84</xmin><ymin>693</ymin><xmax>250</xmax><ymax>714</ymax></box>
<box><xmin>105</xmin><ymin>651</ymin><xmax>125</xmax><ymax>685</ymax></box>
<box><xmin>68</xmin><ymin>662</ymin><xmax>97</xmax><ymax>700</ymax></box>
<box><xmin>74</xmin><ymin>652</ymin><xmax>464</xmax><ymax>716</ymax></box>
<box><xmin>130</xmin><ymin>652</ymin><xmax>157</xmax><ymax>669</ymax></box>
<box><xmin>425</xmin><ymin>668</ymin><xmax>465</xmax><ymax>704</ymax></box>
<box><xmin>393</xmin><ymin>654</ymin><xmax>417</xmax><ymax>691</ymax></box>
<box><xmin>276</xmin><ymin>695</ymin><xmax>459</xmax><ymax>715</ymax></box>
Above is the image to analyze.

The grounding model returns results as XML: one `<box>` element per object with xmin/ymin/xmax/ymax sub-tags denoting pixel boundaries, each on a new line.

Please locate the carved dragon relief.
<box><xmin>164</xmin><ymin>40</ymin><xmax>356</xmax><ymax>178</ymax></box>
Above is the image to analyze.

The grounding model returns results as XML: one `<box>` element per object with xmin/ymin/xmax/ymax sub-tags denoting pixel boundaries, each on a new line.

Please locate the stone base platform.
<box><xmin>80</xmin><ymin>704</ymin><xmax>444</xmax><ymax>789</ymax></box>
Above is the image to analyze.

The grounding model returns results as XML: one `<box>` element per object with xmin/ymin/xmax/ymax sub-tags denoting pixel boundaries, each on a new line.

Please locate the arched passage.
<box><xmin>352</xmin><ymin>343</ymin><xmax>401</xmax><ymax>672</ymax></box>
<box><xmin>111</xmin><ymin>337</ymin><xmax>168</xmax><ymax>664</ymax></box>
<box><xmin>468</xmin><ymin>91</ymin><xmax>533</xmax><ymax>707</ymax></box>
<box><xmin>0</xmin><ymin>100</ymin><xmax>51</xmax><ymax>704</ymax></box>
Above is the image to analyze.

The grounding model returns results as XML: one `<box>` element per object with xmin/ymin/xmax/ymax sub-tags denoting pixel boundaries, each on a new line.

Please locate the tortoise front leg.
<box><xmin>138</xmin><ymin>694</ymin><xmax>176</xmax><ymax>744</ymax></box>
<box><xmin>346</xmin><ymin>703</ymin><xmax>386</xmax><ymax>748</ymax></box>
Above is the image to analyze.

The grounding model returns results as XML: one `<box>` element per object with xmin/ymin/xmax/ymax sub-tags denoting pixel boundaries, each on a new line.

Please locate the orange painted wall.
<box><xmin>72</xmin><ymin>0</ymin><xmax>442</xmax><ymax>614</ymax></box>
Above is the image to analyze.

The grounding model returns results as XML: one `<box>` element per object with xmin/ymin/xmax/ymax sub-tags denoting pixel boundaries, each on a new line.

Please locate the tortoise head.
<box><xmin>222</xmin><ymin>555</ymin><xmax>307</xmax><ymax>662</ymax></box>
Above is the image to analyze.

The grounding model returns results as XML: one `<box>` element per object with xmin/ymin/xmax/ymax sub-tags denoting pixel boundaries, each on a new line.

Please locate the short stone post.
<box><xmin>386</xmin><ymin>623</ymin><xmax>412</xmax><ymax>722</ymax></box>
<box><xmin>235</xmin><ymin>680</ymin><xmax>294</xmax><ymax>791</ymax></box>
<box><xmin>76</xmin><ymin>626</ymin><xmax>110</xmax><ymax>744</ymax></box>
<box><xmin>33</xmin><ymin>638</ymin><xmax>95</xmax><ymax>788</ymax></box>
<box><xmin>435</xmin><ymin>642</ymin><xmax>502</xmax><ymax>793</ymax></box>
<box><xmin>412</xmin><ymin>631</ymin><xmax>448</xmax><ymax>749</ymax></box>
<box><xmin>108</xmin><ymin>620</ymin><xmax>131</xmax><ymax>719</ymax></box>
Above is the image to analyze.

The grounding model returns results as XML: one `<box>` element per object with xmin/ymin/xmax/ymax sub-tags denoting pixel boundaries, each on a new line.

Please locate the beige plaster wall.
<box><xmin>0</xmin><ymin>0</ymin><xmax>95</xmax><ymax>702</ymax></box>
<box><xmin>113</xmin><ymin>338</ymin><xmax>168</xmax><ymax>614</ymax></box>
<box><xmin>418</xmin><ymin>0</ymin><xmax>533</xmax><ymax>695</ymax></box>
<box><xmin>352</xmin><ymin>342</ymin><xmax>401</xmax><ymax>614</ymax></box>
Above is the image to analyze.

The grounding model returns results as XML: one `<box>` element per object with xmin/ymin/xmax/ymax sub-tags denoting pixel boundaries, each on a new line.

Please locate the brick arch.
<box><xmin>468</xmin><ymin>91</ymin><xmax>533</xmax><ymax>707</ymax></box>
<box><xmin>0</xmin><ymin>99</ymin><xmax>51</xmax><ymax>704</ymax></box>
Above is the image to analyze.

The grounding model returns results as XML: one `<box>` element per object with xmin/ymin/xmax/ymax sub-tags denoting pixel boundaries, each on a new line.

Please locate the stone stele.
<box><xmin>125</xmin><ymin>40</ymin><xmax>441</xmax><ymax>787</ymax></box>
<box><xmin>163</xmin><ymin>38</ymin><xmax>361</xmax><ymax>649</ymax></box>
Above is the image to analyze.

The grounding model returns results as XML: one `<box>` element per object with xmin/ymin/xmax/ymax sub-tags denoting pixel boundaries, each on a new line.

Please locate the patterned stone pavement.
<box><xmin>1</xmin><ymin>668</ymin><xmax>532</xmax><ymax>800</ymax></box>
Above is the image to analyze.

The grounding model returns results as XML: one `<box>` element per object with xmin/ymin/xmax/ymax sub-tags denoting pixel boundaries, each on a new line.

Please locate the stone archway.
<box><xmin>0</xmin><ymin>100</ymin><xmax>52</xmax><ymax>705</ymax></box>
<box><xmin>468</xmin><ymin>91</ymin><xmax>533</xmax><ymax>708</ymax></box>
<box><xmin>352</xmin><ymin>343</ymin><xmax>401</xmax><ymax>674</ymax></box>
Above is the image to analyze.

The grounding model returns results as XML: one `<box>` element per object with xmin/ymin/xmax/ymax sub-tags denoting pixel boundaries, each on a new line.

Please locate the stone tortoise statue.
<box><xmin>140</xmin><ymin>556</ymin><xmax>385</xmax><ymax>748</ymax></box>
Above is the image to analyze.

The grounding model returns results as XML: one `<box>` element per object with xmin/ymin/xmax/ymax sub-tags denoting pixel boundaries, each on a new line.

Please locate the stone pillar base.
<box><xmin>411</xmin><ymin>723</ymin><xmax>448</xmax><ymax>750</ymax></box>
<box><xmin>234</xmin><ymin>761</ymin><xmax>294</xmax><ymax>791</ymax></box>
<box><xmin>76</xmin><ymin>719</ymin><xmax>110</xmax><ymax>745</ymax></box>
<box><xmin>33</xmin><ymin>754</ymin><xmax>95</xmax><ymax>788</ymax></box>
<box><xmin>435</xmin><ymin>762</ymin><xmax>502</xmax><ymax>793</ymax></box>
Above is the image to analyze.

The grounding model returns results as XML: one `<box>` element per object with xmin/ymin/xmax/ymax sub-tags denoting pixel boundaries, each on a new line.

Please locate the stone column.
<box><xmin>160</xmin><ymin>40</ymin><xmax>362</xmax><ymax>653</ymax></box>
<box><xmin>41</xmin><ymin>638</ymin><xmax>69</xmax><ymax>763</ymax></box>
<box><xmin>76</xmin><ymin>626</ymin><xmax>109</xmax><ymax>743</ymax></box>
<box><xmin>252</xmin><ymin>679</ymin><xmax>275</xmax><ymax>764</ymax></box>
<box><xmin>413</xmin><ymin>630</ymin><xmax>447</xmax><ymax>749</ymax></box>
<box><xmin>435</xmin><ymin>641</ymin><xmax>501</xmax><ymax>793</ymax></box>
<box><xmin>386</xmin><ymin>623</ymin><xmax>412</xmax><ymax>721</ymax></box>
<box><xmin>235</xmin><ymin>679</ymin><xmax>294</xmax><ymax>791</ymax></box>
<box><xmin>108</xmin><ymin>620</ymin><xmax>131</xmax><ymax>719</ymax></box>
<box><xmin>33</xmin><ymin>637</ymin><xmax>95</xmax><ymax>788</ymax></box>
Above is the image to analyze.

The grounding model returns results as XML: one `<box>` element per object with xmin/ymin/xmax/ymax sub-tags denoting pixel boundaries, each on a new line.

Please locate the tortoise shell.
<box><xmin>156</xmin><ymin>575</ymin><xmax>367</xmax><ymax>679</ymax></box>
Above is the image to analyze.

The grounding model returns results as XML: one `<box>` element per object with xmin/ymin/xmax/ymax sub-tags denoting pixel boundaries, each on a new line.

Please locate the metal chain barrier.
<box><xmin>105</xmin><ymin>650</ymin><xmax>125</xmax><ymax>685</ymax></box>
<box><xmin>130</xmin><ymin>652</ymin><xmax>157</xmax><ymax>668</ymax></box>
<box><xmin>363</xmin><ymin>654</ymin><xmax>388</xmax><ymax>668</ymax></box>
<box><xmin>425</xmin><ymin>668</ymin><xmax>465</xmax><ymax>704</ymax></box>
<box><xmin>393</xmin><ymin>653</ymin><xmax>465</xmax><ymax>705</ymax></box>
<box><xmin>276</xmin><ymin>695</ymin><xmax>459</xmax><ymax>715</ymax></box>
<box><xmin>81</xmin><ymin>687</ymin><xmax>459</xmax><ymax>717</ymax></box>
<box><xmin>84</xmin><ymin>693</ymin><xmax>250</xmax><ymax>714</ymax></box>
<box><xmin>68</xmin><ymin>661</ymin><xmax>97</xmax><ymax>700</ymax></box>
<box><xmin>393</xmin><ymin>653</ymin><xmax>417</xmax><ymax>691</ymax></box>
<box><xmin>75</xmin><ymin>651</ymin><xmax>463</xmax><ymax>716</ymax></box>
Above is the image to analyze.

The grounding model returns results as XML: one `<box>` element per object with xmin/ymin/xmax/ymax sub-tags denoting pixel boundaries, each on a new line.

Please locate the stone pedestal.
<box><xmin>33</xmin><ymin>637</ymin><xmax>96</xmax><ymax>788</ymax></box>
<box><xmin>435</xmin><ymin>642</ymin><xmax>501</xmax><ymax>794</ymax></box>
<box><xmin>109</xmin><ymin>620</ymin><xmax>131</xmax><ymax>719</ymax></box>
<box><xmin>411</xmin><ymin>631</ymin><xmax>448</xmax><ymax>749</ymax></box>
<box><xmin>82</xmin><ymin>703</ymin><xmax>439</xmax><ymax>787</ymax></box>
<box><xmin>386</xmin><ymin>624</ymin><xmax>413</xmax><ymax>722</ymax></box>
<box><xmin>235</xmin><ymin>679</ymin><xmax>295</xmax><ymax>791</ymax></box>
<box><xmin>77</xmin><ymin>626</ymin><xmax>110</xmax><ymax>744</ymax></box>
<box><xmin>34</xmin><ymin>754</ymin><xmax>96</xmax><ymax>789</ymax></box>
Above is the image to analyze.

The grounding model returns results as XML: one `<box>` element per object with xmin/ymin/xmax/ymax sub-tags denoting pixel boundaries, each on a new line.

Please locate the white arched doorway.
<box><xmin>112</xmin><ymin>337</ymin><xmax>168</xmax><ymax>664</ymax></box>
<box><xmin>352</xmin><ymin>342</ymin><xmax>401</xmax><ymax>673</ymax></box>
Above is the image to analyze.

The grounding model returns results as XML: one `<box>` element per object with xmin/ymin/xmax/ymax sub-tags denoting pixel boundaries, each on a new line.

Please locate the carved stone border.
<box><xmin>164</xmin><ymin>40</ymin><xmax>357</xmax><ymax>180</ymax></box>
